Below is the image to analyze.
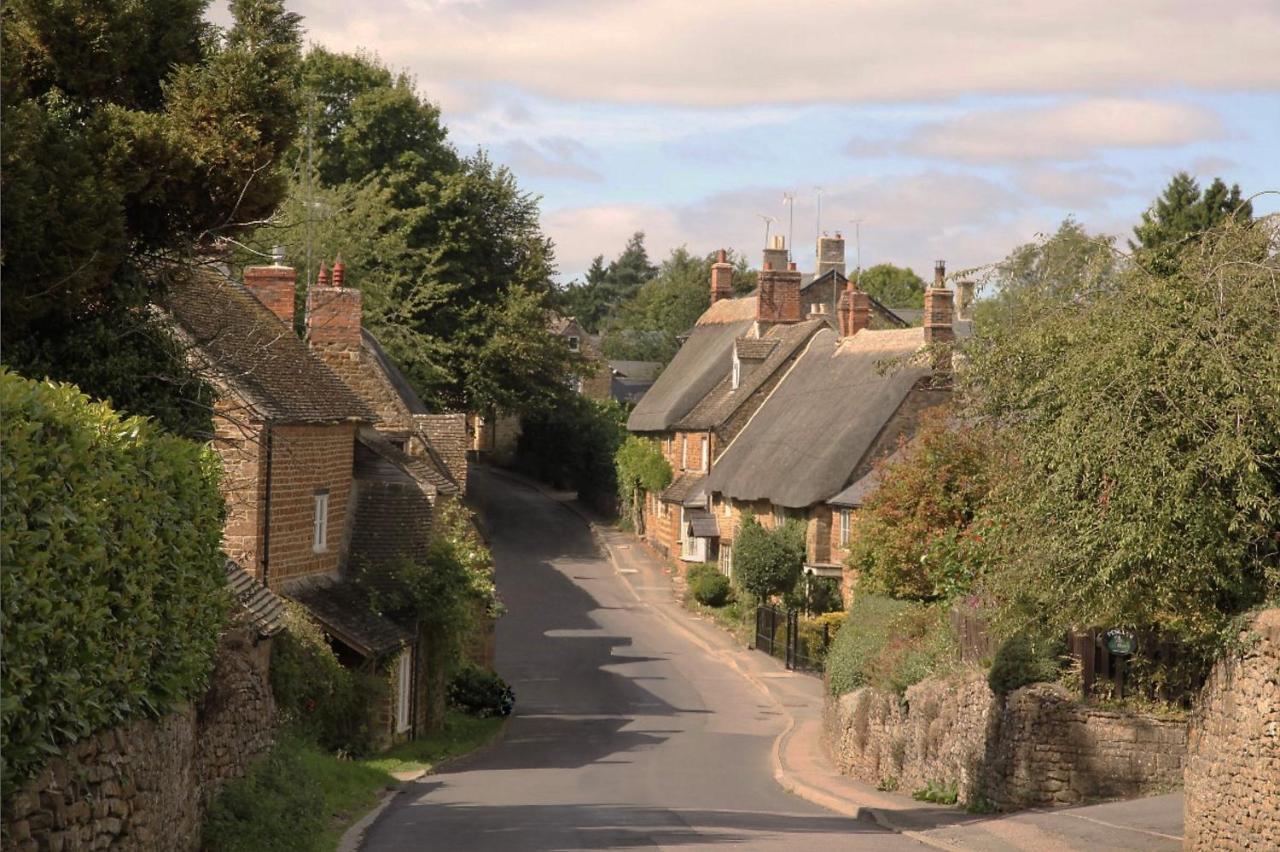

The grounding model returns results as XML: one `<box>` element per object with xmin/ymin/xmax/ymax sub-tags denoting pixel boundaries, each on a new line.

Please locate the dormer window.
<box><xmin>731</xmin><ymin>351</ymin><xmax>741</xmax><ymax>390</ymax></box>
<box><xmin>567</xmin><ymin>335</ymin><xmax>580</xmax><ymax>352</ymax></box>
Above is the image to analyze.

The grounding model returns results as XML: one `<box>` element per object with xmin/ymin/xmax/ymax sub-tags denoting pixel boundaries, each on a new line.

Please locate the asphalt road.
<box><xmin>361</xmin><ymin>467</ymin><xmax>926</xmax><ymax>851</ymax></box>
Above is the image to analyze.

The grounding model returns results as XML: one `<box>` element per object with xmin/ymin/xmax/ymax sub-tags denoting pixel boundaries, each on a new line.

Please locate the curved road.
<box><xmin>362</xmin><ymin>467</ymin><xmax>924</xmax><ymax>851</ymax></box>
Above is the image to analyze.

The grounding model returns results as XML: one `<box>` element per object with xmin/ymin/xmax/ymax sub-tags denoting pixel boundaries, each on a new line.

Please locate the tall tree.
<box><xmin>858</xmin><ymin>264</ymin><xmax>926</xmax><ymax>309</ymax></box>
<box><xmin>247</xmin><ymin>49</ymin><xmax>573</xmax><ymax>416</ymax></box>
<box><xmin>1</xmin><ymin>0</ymin><xmax>303</xmax><ymax>435</ymax></box>
<box><xmin>557</xmin><ymin>255</ymin><xmax>608</xmax><ymax>330</ymax></box>
<box><xmin>1131</xmin><ymin>172</ymin><xmax>1252</xmax><ymax>273</ymax></box>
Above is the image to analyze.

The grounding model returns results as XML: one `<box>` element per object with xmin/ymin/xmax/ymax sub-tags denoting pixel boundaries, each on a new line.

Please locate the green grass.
<box><xmin>203</xmin><ymin>712</ymin><xmax>506</xmax><ymax>852</ymax></box>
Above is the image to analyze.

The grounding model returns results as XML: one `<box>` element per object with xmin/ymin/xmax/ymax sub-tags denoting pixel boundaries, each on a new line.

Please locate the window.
<box><xmin>312</xmin><ymin>490</ymin><xmax>330</xmax><ymax>552</ymax></box>
<box><xmin>731</xmin><ymin>351</ymin><xmax>741</xmax><ymax>390</ymax></box>
<box><xmin>567</xmin><ymin>335</ymin><xmax>580</xmax><ymax>352</ymax></box>
<box><xmin>839</xmin><ymin>508</ymin><xmax>852</xmax><ymax>547</ymax></box>
<box><xmin>723</xmin><ymin>499</ymin><xmax>731</xmax><ymax>518</ymax></box>
<box><xmin>700</xmin><ymin>437</ymin><xmax>709</xmax><ymax>472</ymax></box>
<box><xmin>395</xmin><ymin>653</ymin><xmax>411</xmax><ymax>734</ymax></box>
<box><xmin>720</xmin><ymin>543</ymin><xmax>733</xmax><ymax>578</ymax></box>
<box><xmin>681</xmin><ymin>435</ymin><xmax>688</xmax><ymax>470</ymax></box>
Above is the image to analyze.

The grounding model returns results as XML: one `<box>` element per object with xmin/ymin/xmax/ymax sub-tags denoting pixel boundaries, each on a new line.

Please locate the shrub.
<box><xmin>615</xmin><ymin>434</ymin><xmax>673</xmax><ymax>532</ymax></box>
<box><xmin>733</xmin><ymin>516</ymin><xmax>805</xmax><ymax>601</ymax></box>
<box><xmin>826</xmin><ymin>596</ymin><xmax>956</xmax><ymax>696</ymax></box>
<box><xmin>987</xmin><ymin>633</ymin><xmax>1063</xmax><ymax>696</ymax></box>
<box><xmin>448</xmin><ymin>665</ymin><xmax>514</xmax><ymax>718</ymax></box>
<box><xmin>691</xmin><ymin>571</ymin><xmax>732</xmax><ymax>607</ymax></box>
<box><xmin>1</xmin><ymin>371</ymin><xmax>228</xmax><ymax>796</ymax></box>
<box><xmin>201</xmin><ymin>735</ymin><xmax>327</xmax><ymax>852</ymax></box>
<box><xmin>270</xmin><ymin>603</ymin><xmax>384</xmax><ymax>756</ymax></box>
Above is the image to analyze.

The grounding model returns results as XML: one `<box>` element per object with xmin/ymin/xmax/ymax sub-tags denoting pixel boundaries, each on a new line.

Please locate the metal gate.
<box><xmin>753</xmin><ymin>605</ymin><xmax>830</xmax><ymax>673</ymax></box>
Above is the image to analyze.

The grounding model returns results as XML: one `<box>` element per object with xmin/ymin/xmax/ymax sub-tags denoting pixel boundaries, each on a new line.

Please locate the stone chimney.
<box><xmin>756</xmin><ymin>263</ymin><xmax>803</xmax><ymax>325</ymax></box>
<box><xmin>763</xmin><ymin>235</ymin><xmax>789</xmax><ymax>275</ymax></box>
<box><xmin>307</xmin><ymin>257</ymin><xmax>362</xmax><ymax>350</ymax></box>
<box><xmin>837</xmin><ymin>278</ymin><xmax>871</xmax><ymax>337</ymax></box>
<box><xmin>924</xmin><ymin>260</ymin><xmax>955</xmax><ymax>345</ymax></box>
<box><xmin>710</xmin><ymin>249</ymin><xmax>734</xmax><ymax>304</ymax></box>
<box><xmin>817</xmin><ymin>232</ymin><xmax>846</xmax><ymax>277</ymax></box>
<box><xmin>955</xmin><ymin>280</ymin><xmax>975</xmax><ymax>321</ymax></box>
<box><xmin>243</xmin><ymin>247</ymin><xmax>297</xmax><ymax>326</ymax></box>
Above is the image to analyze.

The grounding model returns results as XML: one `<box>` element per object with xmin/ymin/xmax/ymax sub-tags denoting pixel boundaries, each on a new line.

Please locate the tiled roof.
<box><xmin>362</xmin><ymin>331</ymin><xmax>429</xmax><ymax>415</ymax></box>
<box><xmin>608</xmin><ymin>360</ymin><xmax>662</xmax><ymax>381</ymax></box>
<box><xmin>224</xmin><ymin>559</ymin><xmax>286</xmax><ymax>637</ymax></box>
<box><xmin>163</xmin><ymin>271</ymin><xmax>374</xmax><ymax>424</ymax></box>
<box><xmin>707</xmin><ymin>327</ymin><xmax>933</xmax><ymax>509</ymax></box>
<box><xmin>736</xmin><ymin>338</ymin><xmax>779</xmax><ymax>360</ymax></box>
<box><xmin>675</xmin><ymin>320</ymin><xmax>825</xmax><ymax>431</ymax></box>
<box><xmin>285</xmin><ymin>575</ymin><xmax>412</xmax><ymax>658</ymax></box>
<box><xmin>661</xmin><ymin>472</ymin><xmax>706</xmax><ymax>506</ymax></box>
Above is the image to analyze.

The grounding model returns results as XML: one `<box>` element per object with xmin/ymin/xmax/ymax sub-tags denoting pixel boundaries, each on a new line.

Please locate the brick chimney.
<box><xmin>762</xmin><ymin>235</ymin><xmax>789</xmax><ymax>275</ymax></box>
<box><xmin>924</xmin><ymin>260</ymin><xmax>955</xmax><ymax>345</ymax></box>
<box><xmin>816</xmin><ymin>232</ymin><xmax>846</xmax><ymax>277</ymax></box>
<box><xmin>307</xmin><ymin>257</ymin><xmax>362</xmax><ymax>350</ymax></box>
<box><xmin>243</xmin><ymin>247</ymin><xmax>297</xmax><ymax>326</ymax></box>
<box><xmin>756</xmin><ymin>263</ymin><xmax>803</xmax><ymax>324</ymax></box>
<box><xmin>837</xmin><ymin>278</ymin><xmax>871</xmax><ymax>337</ymax></box>
<box><xmin>710</xmin><ymin>249</ymin><xmax>733</xmax><ymax>303</ymax></box>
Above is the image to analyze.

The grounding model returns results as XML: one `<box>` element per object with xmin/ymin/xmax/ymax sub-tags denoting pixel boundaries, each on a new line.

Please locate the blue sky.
<box><xmin>215</xmin><ymin>0</ymin><xmax>1280</xmax><ymax>282</ymax></box>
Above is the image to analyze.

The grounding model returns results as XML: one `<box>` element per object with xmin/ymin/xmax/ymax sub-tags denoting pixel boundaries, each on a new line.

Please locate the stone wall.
<box><xmin>1184</xmin><ymin>608</ymin><xmax>1280</xmax><ymax>850</ymax></box>
<box><xmin>826</xmin><ymin>674</ymin><xmax>1186</xmax><ymax>809</ymax></box>
<box><xmin>4</xmin><ymin>627</ymin><xmax>276</xmax><ymax>852</ymax></box>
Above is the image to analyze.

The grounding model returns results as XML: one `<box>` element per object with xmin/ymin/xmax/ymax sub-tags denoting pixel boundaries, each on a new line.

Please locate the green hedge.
<box><xmin>0</xmin><ymin>370</ymin><xmax>228</xmax><ymax>796</ymax></box>
<box><xmin>825</xmin><ymin>595</ymin><xmax>956</xmax><ymax>696</ymax></box>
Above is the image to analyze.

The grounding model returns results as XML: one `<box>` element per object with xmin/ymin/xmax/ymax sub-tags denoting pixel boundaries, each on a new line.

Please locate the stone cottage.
<box><xmin>163</xmin><ymin>262</ymin><xmax>449</xmax><ymax>747</ymax></box>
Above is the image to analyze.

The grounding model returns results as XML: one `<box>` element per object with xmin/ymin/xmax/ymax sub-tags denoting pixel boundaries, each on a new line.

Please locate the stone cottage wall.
<box><xmin>826</xmin><ymin>674</ymin><xmax>1186</xmax><ymax>809</ymax></box>
<box><xmin>1184</xmin><ymin>608</ymin><xmax>1280</xmax><ymax>850</ymax></box>
<box><xmin>4</xmin><ymin>627</ymin><xmax>276</xmax><ymax>852</ymax></box>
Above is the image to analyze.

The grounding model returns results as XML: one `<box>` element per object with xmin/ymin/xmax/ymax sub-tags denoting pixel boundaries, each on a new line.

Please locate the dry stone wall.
<box><xmin>826</xmin><ymin>674</ymin><xmax>1186</xmax><ymax>809</ymax></box>
<box><xmin>1184</xmin><ymin>608</ymin><xmax>1280</xmax><ymax>850</ymax></box>
<box><xmin>4</xmin><ymin>627</ymin><xmax>275</xmax><ymax>852</ymax></box>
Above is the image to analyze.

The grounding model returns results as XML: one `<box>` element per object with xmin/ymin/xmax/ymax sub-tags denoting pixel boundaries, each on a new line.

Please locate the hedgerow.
<box><xmin>0</xmin><ymin>370</ymin><xmax>228</xmax><ymax>796</ymax></box>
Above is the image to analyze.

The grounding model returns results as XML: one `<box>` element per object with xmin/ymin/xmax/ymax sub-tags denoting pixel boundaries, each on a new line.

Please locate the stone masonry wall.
<box><xmin>1184</xmin><ymin>608</ymin><xmax>1280</xmax><ymax>850</ymax></box>
<box><xmin>826</xmin><ymin>674</ymin><xmax>1186</xmax><ymax>809</ymax></box>
<box><xmin>4</xmin><ymin>627</ymin><xmax>275</xmax><ymax>851</ymax></box>
<box><xmin>415</xmin><ymin>413</ymin><xmax>469</xmax><ymax>494</ymax></box>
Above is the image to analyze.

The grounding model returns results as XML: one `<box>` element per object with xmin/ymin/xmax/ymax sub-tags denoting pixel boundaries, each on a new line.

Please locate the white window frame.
<box><xmin>720</xmin><ymin>542</ymin><xmax>733</xmax><ymax>578</ymax></box>
<box><xmin>395</xmin><ymin>653</ymin><xmax>411</xmax><ymax>734</ymax></box>
<box><xmin>567</xmin><ymin>335</ymin><xmax>580</xmax><ymax>352</ymax></box>
<box><xmin>722</xmin><ymin>498</ymin><xmax>731</xmax><ymax>518</ymax></box>
<box><xmin>700</xmin><ymin>437</ymin><xmax>709</xmax><ymax>472</ymax></box>
<box><xmin>681</xmin><ymin>435</ymin><xmax>688</xmax><ymax>470</ymax></box>
<box><xmin>312</xmin><ymin>490</ymin><xmax>330</xmax><ymax>553</ymax></box>
<box><xmin>840</xmin><ymin>508</ymin><xmax>852</xmax><ymax>547</ymax></box>
<box><xmin>731</xmin><ymin>351</ymin><xmax>741</xmax><ymax>390</ymax></box>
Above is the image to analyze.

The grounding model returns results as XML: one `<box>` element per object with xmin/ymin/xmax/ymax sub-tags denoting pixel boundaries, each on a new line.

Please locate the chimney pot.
<box><xmin>332</xmin><ymin>256</ymin><xmax>346</xmax><ymax>289</ymax></box>
<box><xmin>788</xmin><ymin>261</ymin><xmax>797</xmax><ymax>271</ymax></box>
<box><xmin>271</xmin><ymin>245</ymin><xmax>286</xmax><ymax>266</ymax></box>
<box><xmin>934</xmin><ymin>260</ymin><xmax>946</xmax><ymax>288</ymax></box>
<box><xmin>316</xmin><ymin>261</ymin><xmax>331</xmax><ymax>289</ymax></box>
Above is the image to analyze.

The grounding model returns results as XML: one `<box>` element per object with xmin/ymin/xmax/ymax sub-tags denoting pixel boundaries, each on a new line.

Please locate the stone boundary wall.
<box><xmin>4</xmin><ymin>626</ymin><xmax>276</xmax><ymax>851</ymax></box>
<box><xmin>825</xmin><ymin>674</ymin><xmax>1186</xmax><ymax>809</ymax></box>
<box><xmin>1184</xmin><ymin>608</ymin><xmax>1280</xmax><ymax>850</ymax></box>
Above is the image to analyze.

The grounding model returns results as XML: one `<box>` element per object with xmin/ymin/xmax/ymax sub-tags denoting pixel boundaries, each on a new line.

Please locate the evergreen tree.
<box><xmin>1</xmin><ymin>0</ymin><xmax>302</xmax><ymax>435</ymax></box>
<box><xmin>1131</xmin><ymin>172</ymin><xmax>1252</xmax><ymax>273</ymax></box>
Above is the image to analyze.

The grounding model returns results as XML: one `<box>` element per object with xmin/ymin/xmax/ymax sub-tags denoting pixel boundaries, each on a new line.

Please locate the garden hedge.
<box><xmin>0</xmin><ymin>370</ymin><xmax>228</xmax><ymax>796</ymax></box>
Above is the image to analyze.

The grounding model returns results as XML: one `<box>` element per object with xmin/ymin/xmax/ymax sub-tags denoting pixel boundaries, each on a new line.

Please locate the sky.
<box><xmin>216</xmin><ymin>0</ymin><xmax>1280</xmax><ymax>283</ymax></box>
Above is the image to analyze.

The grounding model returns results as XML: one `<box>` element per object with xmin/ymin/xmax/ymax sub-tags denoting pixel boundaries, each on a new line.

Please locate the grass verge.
<box><xmin>203</xmin><ymin>712</ymin><xmax>506</xmax><ymax>852</ymax></box>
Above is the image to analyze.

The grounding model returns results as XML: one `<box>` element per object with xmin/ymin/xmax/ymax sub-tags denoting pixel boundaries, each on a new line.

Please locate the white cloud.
<box><xmin>265</xmin><ymin>0</ymin><xmax>1280</xmax><ymax>109</ymax></box>
<box><xmin>903</xmin><ymin>99</ymin><xmax>1224</xmax><ymax>162</ymax></box>
<box><xmin>501</xmin><ymin>138</ymin><xmax>603</xmax><ymax>183</ymax></box>
<box><xmin>1015</xmin><ymin>166</ymin><xmax>1131</xmax><ymax>207</ymax></box>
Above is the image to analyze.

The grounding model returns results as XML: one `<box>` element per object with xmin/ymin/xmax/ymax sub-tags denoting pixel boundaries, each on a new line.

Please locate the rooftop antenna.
<box><xmin>781</xmin><ymin>192</ymin><xmax>796</xmax><ymax>262</ymax></box>
<box><xmin>813</xmin><ymin>186</ymin><xmax>824</xmax><ymax>253</ymax></box>
<box><xmin>756</xmin><ymin>214</ymin><xmax>777</xmax><ymax>250</ymax></box>
<box><xmin>848</xmin><ymin>219</ymin><xmax>863</xmax><ymax>278</ymax></box>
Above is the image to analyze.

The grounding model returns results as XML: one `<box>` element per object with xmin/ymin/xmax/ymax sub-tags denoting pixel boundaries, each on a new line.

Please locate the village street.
<box><xmin>360</xmin><ymin>466</ymin><xmax>927</xmax><ymax>850</ymax></box>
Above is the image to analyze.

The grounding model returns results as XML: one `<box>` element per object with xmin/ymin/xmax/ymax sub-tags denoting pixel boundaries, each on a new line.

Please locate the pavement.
<box><xmin>358</xmin><ymin>465</ymin><xmax>1185</xmax><ymax>851</ymax></box>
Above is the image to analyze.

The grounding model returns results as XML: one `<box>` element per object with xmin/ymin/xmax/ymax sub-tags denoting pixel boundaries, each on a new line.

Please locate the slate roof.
<box><xmin>356</xmin><ymin>426</ymin><xmax>456</xmax><ymax>495</ymax></box>
<box><xmin>608</xmin><ymin>360</ymin><xmax>661</xmax><ymax>381</ymax></box>
<box><xmin>627</xmin><ymin>316</ymin><xmax>753</xmax><ymax>432</ymax></box>
<box><xmin>163</xmin><ymin>271</ymin><xmax>374</xmax><ymax>424</ymax></box>
<box><xmin>610</xmin><ymin>376</ymin><xmax>654</xmax><ymax>405</ymax></box>
<box><xmin>661</xmin><ymin>472</ymin><xmax>707</xmax><ymax>506</ymax></box>
<box><xmin>285</xmin><ymin>576</ymin><xmax>412</xmax><ymax>658</ymax></box>
<box><xmin>685</xmin><ymin>507</ymin><xmax>720</xmax><ymax>538</ymax></box>
<box><xmin>675</xmin><ymin>320</ymin><xmax>825</xmax><ymax>431</ymax></box>
<box><xmin>706</xmin><ymin>327</ymin><xmax>931</xmax><ymax>509</ymax></box>
<box><xmin>224</xmin><ymin>559</ymin><xmax>286</xmax><ymax>637</ymax></box>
